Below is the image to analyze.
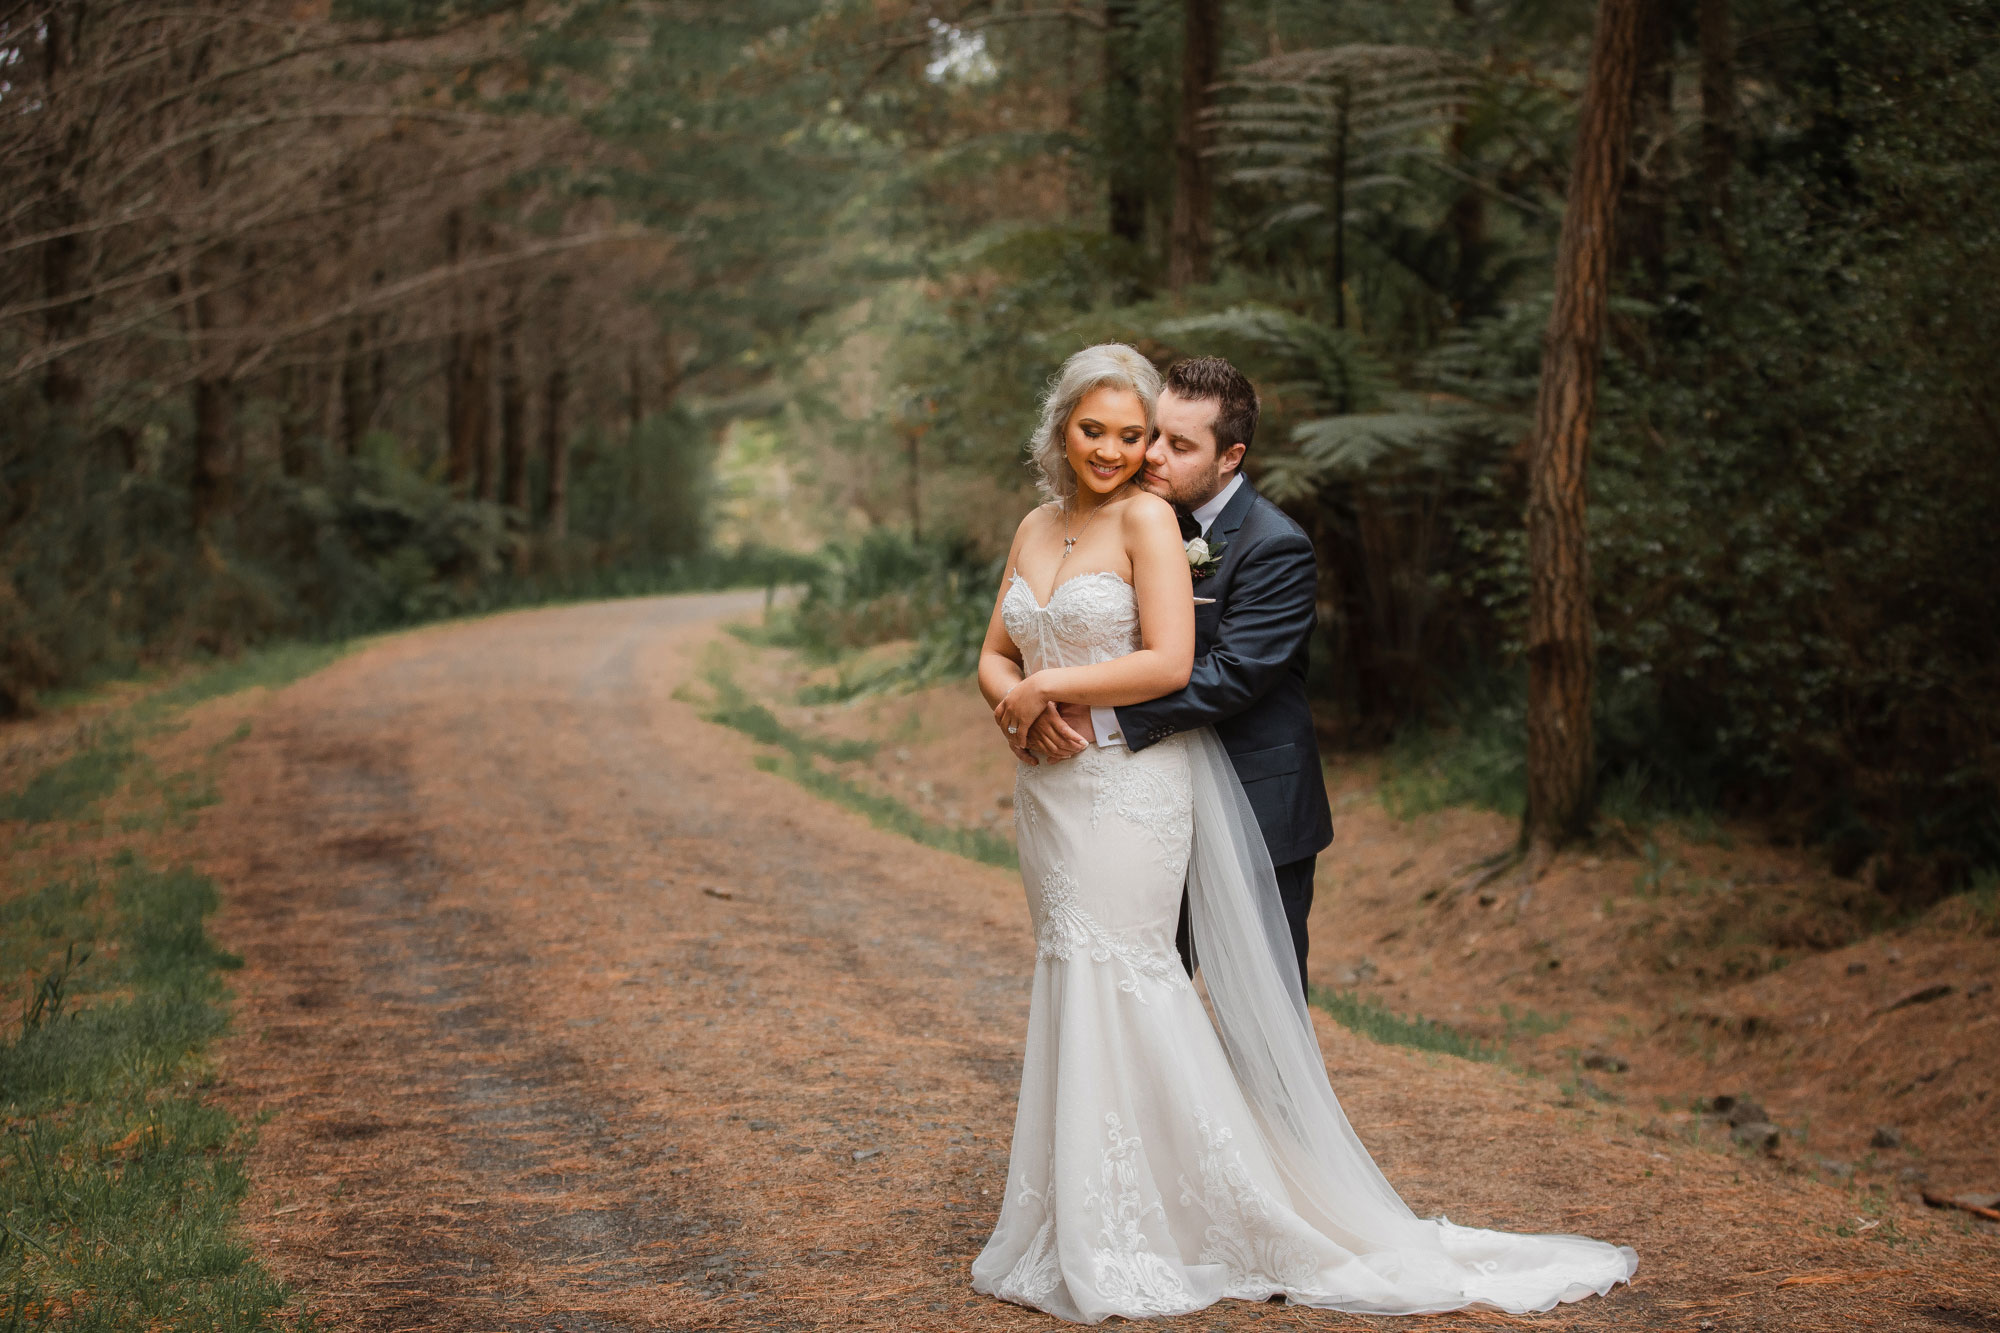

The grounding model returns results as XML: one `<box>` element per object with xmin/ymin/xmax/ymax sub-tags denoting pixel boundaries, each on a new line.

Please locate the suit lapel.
<box><xmin>1209</xmin><ymin>475</ymin><xmax>1258</xmax><ymax>546</ymax></box>
<box><xmin>1192</xmin><ymin>478</ymin><xmax>1257</xmax><ymax>644</ymax></box>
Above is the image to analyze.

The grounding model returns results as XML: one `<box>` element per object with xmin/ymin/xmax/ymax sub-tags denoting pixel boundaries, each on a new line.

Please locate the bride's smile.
<box><xmin>1062</xmin><ymin>384</ymin><xmax>1149</xmax><ymax>498</ymax></box>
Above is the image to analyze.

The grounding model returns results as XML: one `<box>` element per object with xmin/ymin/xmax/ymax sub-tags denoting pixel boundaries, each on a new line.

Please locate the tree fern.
<box><xmin>1205</xmin><ymin>44</ymin><xmax>1481</xmax><ymax>232</ymax></box>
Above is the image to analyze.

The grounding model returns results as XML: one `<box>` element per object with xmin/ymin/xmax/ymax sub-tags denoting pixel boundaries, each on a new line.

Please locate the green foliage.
<box><xmin>0</xmin><ymin>861</ymin><xmax>300</xmax><ymax>1332</ymax></box>
<box><xmin>0</xmin><ymin>729</ymin><xmax>135</xmax><ymax>824</ymax></box>
<box><xmin>1163</xmin><ymin>0</ymin><xmax>2000</xmax><ymax>888</ymax></box>
<box><xmin>0</xmin><ymin>642</ymin><xmax>312</xmax><ymax>1328</ymax></box>
<box><xmin>693</xmin><ymin>651</ymin><xmax>1016</xmax><ymax>869</ymax></box>
<box><xmin>148</xmin><ymin>644</ymin><xmax>353</xmax><ymax>715</ymax></box>
<box><xmin>1308</xmin><ymin>985</ymin><xmax>1506</xmax><ymax>1065</ymax></box>
<box><xmin>1206</xmin><ymin>43</ymin><xmax>1480</xmax><ymax>256</ymax></box>
<box><xmin>701</xmin><ymin>670</ymin><xmax>876</xmax><ymax>764</ymax></box>
<box><xmin>785</xmin><ymin>529</ymin><xmax>985</xmax><ymax>655</ymax></box>
<box><xmin>1572</xmin><ymin>1</ymin><xmax>2000</xmax><ymax>888</ymax></box>
<box><xmin>1378</xmin><ymin>703</ymin><xmax>1526</xmax><ymax>821</ymax></box>
<box><xmin>1496</xmin><ymin>1003</ymin><xmax>1567</xmax><ymax>1041</ymax></box>
<box><xmin>1937</xmin><ymin>869</ymin><xmax>2000</xmax><ymax>939</ymax></box>
<box><xmin>0</xmin><ymin>883</ymin><xmax>97</xmax><ymax>990</ymax></box>
<box><xmin>0</xmin><ymin>397</ymin><xmax>806</xmax><ymax>714</ymax></box>
<box><xmin>1156</xmin><ymin>304</ymin><xmax>1391</xmax><ymax>433</ymax></box>
<box><xmin>753</xmin><ymin>531</ymin><xmax>999</xmax><ymax>704</ymax></box>
<box><xmin>751</xmin><ymin>751</ymin><xmax>1019</xmax><ymax>870</ymax></box>
<box><xmin>568</xmin><ymin>407</ymin><xmax>717</xmax><ymax>567</ymax></box>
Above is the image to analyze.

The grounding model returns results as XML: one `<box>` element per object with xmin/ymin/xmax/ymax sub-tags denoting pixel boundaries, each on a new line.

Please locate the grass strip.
<box><xmin>696</xmin><ymin>660</ymin><xmax>1012</xmax><ymax>868</ymax></box>
<box><xmin>704</xmin><ymin>680</ymin><xmax>876</xmax><ymax>763</ymax></box>
<box><xmin>0</xmin><ymin>853</ymin><xmax>310</xmax><ymax>1331</ymax></box>
<box><xmin>750</xmin><ymin>752</ymin><xmax>1018</xmax><ymax>869</ymax></box>
<box><xmin>2</xmin><ymin>640</ymin><xmax>349</xmax><ymax>827</ymax></box>
<box><xmin>0</xmin><ymin>729</ymin><xmax>135</xmax><ymax>824</ymax></box>
<box><xmin>1308</xmin><ymin>984</ymin><xmax>1508</xmax><ymax>1066</ymax></box>
<box><xmin>144</xmin><ymin>641</ymin><xmax>349</xmax><ymax>716</ymax></box>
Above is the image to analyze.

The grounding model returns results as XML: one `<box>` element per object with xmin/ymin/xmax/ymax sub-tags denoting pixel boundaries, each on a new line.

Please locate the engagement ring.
<box><xmin>1007</xmin><ymin>724</ymin><xmax>1019</xmax><ymax>734</ymax></box>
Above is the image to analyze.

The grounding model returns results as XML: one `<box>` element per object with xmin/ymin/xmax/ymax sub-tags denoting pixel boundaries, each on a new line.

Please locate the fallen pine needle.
<box><xmin>1777</xmin><ymin>1269</ymin><xmax>1912</xmax><ymax>1288</ymax></box>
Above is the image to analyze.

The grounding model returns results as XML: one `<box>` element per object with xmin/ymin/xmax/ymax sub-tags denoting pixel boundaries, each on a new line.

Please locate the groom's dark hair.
<box><xmin>1165</xmin><ymin>357</ymin><xmax>1259</xmax><ymax>454</ymax></box>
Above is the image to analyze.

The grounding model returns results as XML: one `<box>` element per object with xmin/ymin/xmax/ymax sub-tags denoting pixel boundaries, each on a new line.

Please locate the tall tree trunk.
<box><xmin>542</xmin><ymin>361</ymin><xmax>570</xmax><ymax>541</ymax></box>
<box><xmin>1698</xmin><ymin>0</ymin><xmax>1735</xmax><ymax>232</ymax></box>
<box><xmin>1522</xmin><ymin>0</ymin><xmax>1645</xmax><ymax>861</ymax></box>
<box><xmin>1618</xmin><ymin>0</ymin><xmax>1675</xmax><ymax>296</ymax></box>
<box><xmin>470</xmin><ymin>329</ymin><xmax>497</xmax><ymax>500</ymax></box>
<box><xmin>501</xmin><ymin>333</ymin><xmax>529</xmax><ymax>514</ymax></box>
<box><xmin>1444</xmin><ymin>135</ymin><xmax>1486</xmax><ymax>318</ymax></box>
<box><xmin>442</xmin><ymin>210</ymin><xmax>489</xmax><ymax>493</ymax></box>
<box><xmin>446</xmin><ymin>325</ymin><xmax>493</xmax><ymax>496</ymax></box>
<box><xmin>185</xmin><ymin>32</ymin><xmax>235</xmax><ymax>539</ymax></box>
<box><xmin>340</xmin><ymin>324</ymin><xmax>373</xmax><ymax>455</ymax></box>
<box><xmin>1062</xmin><ymin>14</ymin><xmax>1087</xmax><ymax>218</ymax></box>
<box><xmin>659</xmin><ymin>331</ymin><xmax>685</xmax><ymax>414</ymax></box>
<box><xmin>1166</xmin><ymin>0</ymin><xmax>1220</xmax><ymax>291</ymax></box>
<box><xmin>627</xmin><ymin>350</ymin><xmax>646</xmax><ymax>438</ymax></box>
<box><xmin>39</xmin><ymin>7</ymin><xmax>88</xmax><ymax>410</ymax></box>
<box><xmin>1445</xmin><ymin>0</ymin><xmax>1488</xmax><ymax>319</ymax></box>
<box><xmin>1330</xmin><ymin>87</ymin><xmax>1351</xmax><ymax>332</ymax></box>
<box><xmin>278</xmin><ymin>364</ymin><xmax>319</xmax><ymax>477</ymax></box>
<box><xmin>191</xmin><ymin>373</ymin><xmax>234</xmax><ymax>533</ymax></box>
<box><xmin>1103</xmin><ymin>0</ymin><xmax>1145</xmax><ymax>247</ymax></box>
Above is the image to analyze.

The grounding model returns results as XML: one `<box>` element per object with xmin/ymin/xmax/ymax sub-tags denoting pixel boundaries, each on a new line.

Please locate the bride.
<box><xmin>971</xmin><ymin>343</ymin><xmax>1637</xmax><ymax>1323</ymax></box>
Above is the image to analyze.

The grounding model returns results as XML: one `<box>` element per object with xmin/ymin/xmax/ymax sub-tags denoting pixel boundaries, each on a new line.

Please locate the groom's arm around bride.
<box><xmin>1032</xmin><ymin>356</ymin><xmax>1333</xmax><ymax>994</ymax></box>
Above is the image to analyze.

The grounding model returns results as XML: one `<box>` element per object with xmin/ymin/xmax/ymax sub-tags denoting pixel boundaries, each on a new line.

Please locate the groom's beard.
<box><xmin>1141</xmin><ymin>462</ymin><xmax>1226</xmax><ymax>514</ymax></box>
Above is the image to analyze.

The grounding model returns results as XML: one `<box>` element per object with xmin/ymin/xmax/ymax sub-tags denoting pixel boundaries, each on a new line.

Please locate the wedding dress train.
<box><xmin>972</xmin><ymin>569</ymin><xmax>1636</xmax><ymax>1323</ymax></box>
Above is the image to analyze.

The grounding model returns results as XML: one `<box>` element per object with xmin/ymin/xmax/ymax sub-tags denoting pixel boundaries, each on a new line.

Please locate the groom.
<box><xmin>1027</xmin><ymin>355</ymin><xmax>1333</xmax><ymax>997</ymax></box>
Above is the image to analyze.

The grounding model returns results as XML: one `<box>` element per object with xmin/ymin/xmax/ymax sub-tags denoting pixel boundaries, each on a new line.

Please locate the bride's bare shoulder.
<box><xmin>1004</xmin><ymin>503</ymin><xmax>1059</xmax><ymax>565</ymax></box>
<box><xmin>1018</xmin><ymin>501</ymin><xmax>1062</xmax><ymax>530</ymax></box>
<box><xmin>1113</xmin><ymin>488</ymin><xmax>1179</xmax><ymax>535</ymax></box>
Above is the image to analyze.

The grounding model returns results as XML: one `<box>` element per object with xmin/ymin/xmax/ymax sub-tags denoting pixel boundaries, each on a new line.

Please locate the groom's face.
<box><xmin>1141</xmin><ymin>389</ymin><xmax>1246</xmax><ymax>511</ymax></box>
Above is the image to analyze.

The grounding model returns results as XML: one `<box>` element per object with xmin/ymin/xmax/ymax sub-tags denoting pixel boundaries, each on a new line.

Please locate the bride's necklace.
<box><xmin>1060</xmin><ymin>487</ymin><xmax>1120</xmax><ymax>562</ymax></box>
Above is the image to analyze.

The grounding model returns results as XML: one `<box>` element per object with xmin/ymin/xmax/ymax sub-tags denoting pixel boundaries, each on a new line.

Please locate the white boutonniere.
<box><xmin>1185</xmin><ymin>535</ymin><xmax>1225</xmax><ymax>581</ymax></box>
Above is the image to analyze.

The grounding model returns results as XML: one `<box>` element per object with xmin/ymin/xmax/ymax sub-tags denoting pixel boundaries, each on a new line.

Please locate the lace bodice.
<box><xmin>1001</xmin><ymin>571</ymin><xmax>1141</xmax><ymax>674</ymax></box>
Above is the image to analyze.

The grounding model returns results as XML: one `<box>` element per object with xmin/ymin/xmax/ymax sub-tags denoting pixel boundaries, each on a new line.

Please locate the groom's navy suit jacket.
<box><xmin>1114</xmin><ymin>478</ymin><xmax>1334</xmax><ymax>867</ymax></box>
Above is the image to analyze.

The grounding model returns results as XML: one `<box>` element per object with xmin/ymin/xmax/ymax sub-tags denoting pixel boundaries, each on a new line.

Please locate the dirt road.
<box><xmin>194</xmin><ymin>595</ymin><xmax>2000</xmax><ymax>1332</ymax></box>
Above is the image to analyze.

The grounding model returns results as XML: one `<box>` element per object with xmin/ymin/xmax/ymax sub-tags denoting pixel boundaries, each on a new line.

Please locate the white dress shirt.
<box><xmin>1090</xmin><ymin>472</ymin><xmax>1243</xmax><ymax>747</ymax></box>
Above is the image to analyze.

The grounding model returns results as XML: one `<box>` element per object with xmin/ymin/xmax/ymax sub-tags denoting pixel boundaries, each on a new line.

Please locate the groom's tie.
<box><xmin>1176</xmin><ymin>509</ymin><xmax>1201</xmax><ymax>541</ymax></box>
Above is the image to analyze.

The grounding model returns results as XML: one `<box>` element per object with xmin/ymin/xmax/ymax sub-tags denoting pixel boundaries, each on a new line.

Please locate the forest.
<box><xmin>5</xmin><ymin>0</ymin><xmax>1996</xmax><ymax>893</ymax></box>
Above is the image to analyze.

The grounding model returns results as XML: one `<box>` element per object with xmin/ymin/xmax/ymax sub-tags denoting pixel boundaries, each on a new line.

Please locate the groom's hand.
<box><xmin>1055</xmin><ymin>701</ymin><xmax>1094</xmax><ymax>741</ymax></box>
<box><xmin>1025</xmin><ymin>701</ymin><xmax>1089</xmax><ymax>761</ymax></box>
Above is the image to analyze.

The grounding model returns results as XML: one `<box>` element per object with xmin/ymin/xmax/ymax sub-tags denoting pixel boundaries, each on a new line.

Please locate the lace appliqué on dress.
<box><xmin>1035</xmin><ymin>862</ymin><xmax>1189</xmax><ymax>1001</ymax></box>
<box><xmin>1074</xmin><ymin>744</ymin><xmax>1194</xmax><ymax>879</ymax></box>
<box><xmin>1012</xmin><ymin>766</ymin><xmax>1044</xmax><ymax>831</ymax></box>
<box><xmin>1001</xmin><ymin>571</ymin><xmax>1141</xmax><ymax>678</ymax></box>
<box><xmin>995</xmin><ymin>1167</ymin><xmax>1064</xmax><ymax>1305</ymax></box>
<box><xmin>1083</xmin><ymin>1113</ymin><xmax>1196</xmax><ymax>1316</ymax></box>
<box><xmin>1178</xmin><ymin>1107</ymin><xmax>1323</xmax><ymax>1299</ymax></box>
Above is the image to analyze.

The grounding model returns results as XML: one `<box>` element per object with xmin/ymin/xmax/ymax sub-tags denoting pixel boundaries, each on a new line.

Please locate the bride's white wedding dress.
<box><xmin>972</xmin><ymin>569</ymin><xmax>1637</xmax><ymax>1323</ymax></box>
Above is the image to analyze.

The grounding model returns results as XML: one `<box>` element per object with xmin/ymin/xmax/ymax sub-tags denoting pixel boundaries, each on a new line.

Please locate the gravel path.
<box><xmin>193</xmin><ymin>595</ymin><xmax>2000</xmax><ymax>1332</ymax></box>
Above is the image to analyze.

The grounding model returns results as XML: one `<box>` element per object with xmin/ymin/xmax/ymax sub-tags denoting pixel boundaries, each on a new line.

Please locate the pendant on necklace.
<box><xmin>1063</xmin><ymin>537</ymin><xmax>1077</xmax><ymax>554</ymax></box>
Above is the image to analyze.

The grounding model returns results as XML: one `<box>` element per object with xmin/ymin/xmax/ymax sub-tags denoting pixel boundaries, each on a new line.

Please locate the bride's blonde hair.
<box><xmin>1026</xmin><ymin>343</ymin><xmax>1162</xmax><ymax>503</ymax></box>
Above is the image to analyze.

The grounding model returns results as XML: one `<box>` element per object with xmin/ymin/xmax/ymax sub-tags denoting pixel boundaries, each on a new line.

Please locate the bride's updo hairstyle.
<box><xmin>1026</xmin><ymin>343</ymin><xmax>1162</xmax><ymax>503</ymax></box>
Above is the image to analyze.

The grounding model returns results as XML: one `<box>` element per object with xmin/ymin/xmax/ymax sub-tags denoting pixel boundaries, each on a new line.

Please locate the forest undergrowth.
<box><xmin>0</xmin><ymin>646</ymin><xmax>349</xmax><ymax>1331</ymax></box>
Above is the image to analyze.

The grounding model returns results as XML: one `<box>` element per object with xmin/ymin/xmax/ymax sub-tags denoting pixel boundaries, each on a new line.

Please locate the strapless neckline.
<box><xmin>1007</xmin><ymin>568</ymin><xmax>1133</xmax><ymax>611</ymax></box>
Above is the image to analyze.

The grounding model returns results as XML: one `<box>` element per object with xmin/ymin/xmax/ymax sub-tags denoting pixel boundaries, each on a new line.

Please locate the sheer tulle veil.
<box><xmin>1182</xmin><ymin>729</ymin><xmax>1638</xmax><ymax>1313</ymax></box>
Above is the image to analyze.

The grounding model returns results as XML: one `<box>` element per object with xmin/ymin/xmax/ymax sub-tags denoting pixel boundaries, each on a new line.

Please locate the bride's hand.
<box><xmin>994</xmin><ymin>675</ymin><xmax>1051</xmax><ymax>745</ymax></box>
